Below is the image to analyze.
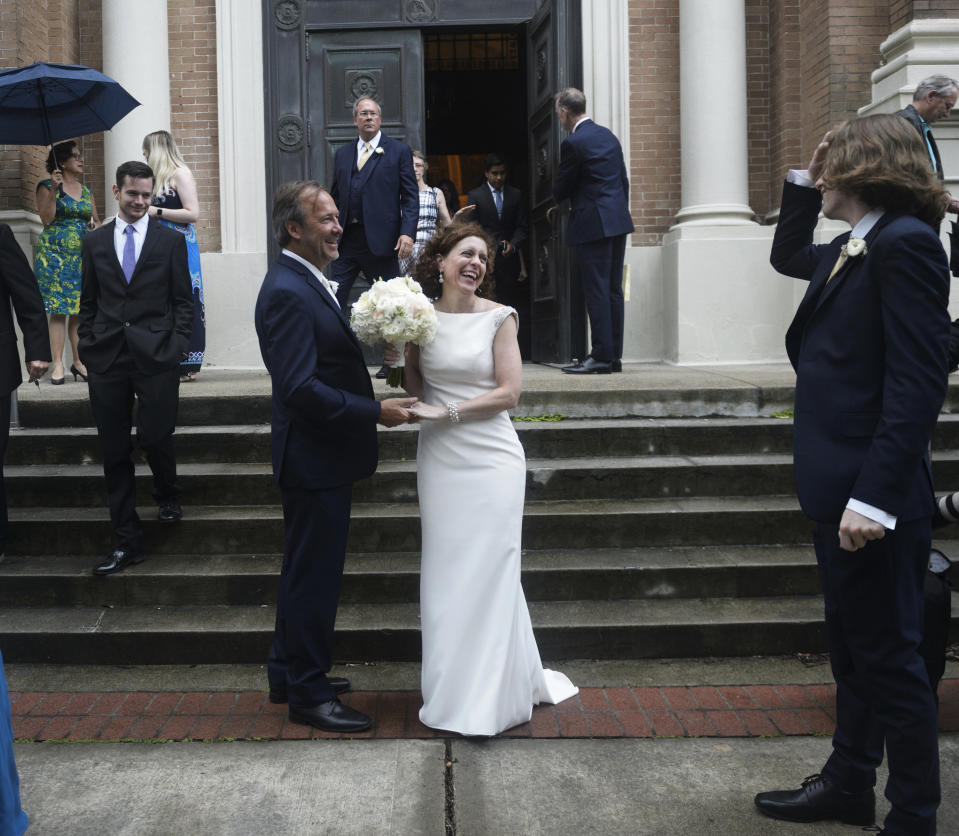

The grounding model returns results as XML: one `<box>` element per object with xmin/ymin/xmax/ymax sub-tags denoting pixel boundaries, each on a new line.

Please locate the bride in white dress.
<box><xmin>404</xmin><ymin>223</ymin><xmax>577</xmax><ymax>736</ymax></box>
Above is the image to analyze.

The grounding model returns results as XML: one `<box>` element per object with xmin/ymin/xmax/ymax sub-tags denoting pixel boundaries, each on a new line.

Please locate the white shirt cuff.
<box><xmin>786</xmin><ymin>169</ymin><xmax>816</xmax><ymax>188</ymax></box>
<box><xmin>846</xmin><ymin>498</ymin><xmax>897</xmax><ymax>531</ymax></box>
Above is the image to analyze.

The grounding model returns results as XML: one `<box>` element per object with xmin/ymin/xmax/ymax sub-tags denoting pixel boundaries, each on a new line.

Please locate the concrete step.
<box><xmin>0</xmin><ymin>545</ymin><xmax>825</xmax><ymax>607</ymax></box>
<box><xmin>12</xmin><ymin>414</ymin><xmax>959</xmax><ymax>469</ymax></box>
<box><xmin>2</xmin><ymin>454</ymin><xmax>805</xmax><ymax>506</ymax></box>
<box><xmin>3</xmin><ymin>594</ymin><xmax>957</xmax><ymax>665</ymax></box>
<box><xmin>5</xmin><ymin>497</ymin><xmax>831</xmax><ymax>556</ymax></box>
<box><xmin>0</xmin><ymin>596</ymin><xmax>834</xmax><ymax>664</ymax></box>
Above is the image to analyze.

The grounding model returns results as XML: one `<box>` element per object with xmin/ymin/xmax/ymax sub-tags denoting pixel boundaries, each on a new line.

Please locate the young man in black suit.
<box><xmin>466</xmin><ymin>153</ymin><xmax>529</xmax><ymax>354</ymax></box>
<box><xmin>78</xmin><ymin>161</ymin><xmax>193</xmax><ymax>576</ymax></box>
<box><xmin>755</xmin><ymin>115</ymin><xmax>950</xmax><ymax>836</ymax></box>
<box><xmin>0</xmin><ymin>224</ymin><xmax>51</xmax><ymax>561</ymax></box>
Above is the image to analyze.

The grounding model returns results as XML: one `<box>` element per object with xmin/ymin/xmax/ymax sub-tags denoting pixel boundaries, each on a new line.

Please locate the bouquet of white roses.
<box><xmin>350</xmin><ymin>275</ymin><xmax>438</xmax><ymax>387</ymax></box>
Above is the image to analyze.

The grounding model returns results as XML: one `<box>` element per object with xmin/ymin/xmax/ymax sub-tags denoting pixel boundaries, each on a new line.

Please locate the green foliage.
<box><xmin>513</xmin><ymin>414</ymin><xmax>565</xmax><ymax>422</ymax></box>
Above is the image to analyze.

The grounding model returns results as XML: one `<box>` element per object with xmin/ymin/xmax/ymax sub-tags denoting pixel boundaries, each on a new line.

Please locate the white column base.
<box><xmin>199</xmin><ymin>251</ymin><xmax>269</xmax><ymax>368</ymax></box>
<box><xmin>673</xmin><ymin>203</ymin><xmax>757</xmax><ymax>227</ymax></box>
<box><xmin>661</xmin><ymin>224</ymin><xmax>794</xmax><ymax>364</ymax></box>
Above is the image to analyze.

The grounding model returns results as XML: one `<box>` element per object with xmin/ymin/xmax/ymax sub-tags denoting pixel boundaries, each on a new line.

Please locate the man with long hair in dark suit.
<box><xmin>255</xmin><ymin>181</ymin><xmax>415</xmax><ymax>733</ymax></box>
<box><xmin>755</xmin><ymin>115</ymin><xmax>950</xmax><ymax>836</ymax></box>
<box><xmin>78</xmin><ymin>161</ymin><xmax>193</xmax><ymax>576</ymax></box>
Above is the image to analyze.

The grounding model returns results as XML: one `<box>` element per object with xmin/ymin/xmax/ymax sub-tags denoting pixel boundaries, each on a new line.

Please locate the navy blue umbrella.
<box><xmin>0</xmin><ymin>62</ymin><xmax>139</xmax><ymax>146</ymax></box>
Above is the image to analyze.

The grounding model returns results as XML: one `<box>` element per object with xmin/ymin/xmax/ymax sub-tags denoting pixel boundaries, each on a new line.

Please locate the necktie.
<box><xmin>357</xmin><ymin>142</ymin><xmax>371</xmax><ymax>171</ymax></box>
<box><xmin>493</xmin><ymin>189</ymin><xmax>503</xmax><ymax>217</ymax></box>
<box><xmin>122</xmin><ymin>225</ymin><xmax>136</xmax><ymax>283</ymax></box>
<box><xmin>826</xmin><ymin>249</ymin><xmax>847</xmax><ymax>284</ymax></box>
<box><xmin>922</xmin><ymin>124</ymin><xmax>938</xmax><ymax>172</ymax></box>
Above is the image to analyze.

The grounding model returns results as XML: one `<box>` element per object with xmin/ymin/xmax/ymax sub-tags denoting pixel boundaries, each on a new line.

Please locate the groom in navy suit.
<box><xmin>755</xmin><ymin>116</ymin><xmax>950</xmax><ymax>836</ymax></box>
<box><xmin>552</xmin><ymin>88</ymin><xmax>634</xmax><ymax>374</ymax></box>
<box><xmin>329</xmin><ymin>96</ymin><xmax>419</xmax><ymax>307</ymax></box>
<box><xmin>255</xmin><ymin>181</ymin><xmax>415</xmax><ymax>733</ymax></box>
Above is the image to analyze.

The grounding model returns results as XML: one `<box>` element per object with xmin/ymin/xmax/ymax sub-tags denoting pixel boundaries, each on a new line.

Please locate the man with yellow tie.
<box><xmin>329</xmin><ymin>97</ymin><xmax>419</xmax><ymax>316</ymax></box>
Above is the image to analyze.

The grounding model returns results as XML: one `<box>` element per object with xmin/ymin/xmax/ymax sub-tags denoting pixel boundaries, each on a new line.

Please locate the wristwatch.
<box><xmin>156</xmin><ymin>208</ymin><xmax>163</xmax><ymax>217</ymax></box>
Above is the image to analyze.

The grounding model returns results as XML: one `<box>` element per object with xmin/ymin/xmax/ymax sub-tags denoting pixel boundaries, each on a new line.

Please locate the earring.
<box><xmin>438</xmin><ymin>270</ymin><xmax>444</xmax><ymax>284</ymax></box>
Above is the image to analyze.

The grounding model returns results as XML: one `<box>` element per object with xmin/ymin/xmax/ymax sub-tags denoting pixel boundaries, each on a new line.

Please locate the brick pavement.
<box><xmin>9</xmin><ymin>679</ymin><xmax>959</xmax><ymax>742</ymax></box>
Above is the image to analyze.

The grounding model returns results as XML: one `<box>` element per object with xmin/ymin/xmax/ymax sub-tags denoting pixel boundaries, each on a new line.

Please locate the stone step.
<box><xmin>3</xmin><ymin>594</ymin><xmax>957</xmax><ymax>665</ymax></box>
<box><xmin>0</xmin><ymin>545</ymin><xmax>825</xmax><ymax>607</ymax></box>
<box><xmin>9</xmin><ymin>453</ymin><xmax>959</xmax><ymax>507</ymax></box>
<box><xmin>5</xmin><ymin>497</ymin><xmax>833</xmax><ymax>556</ymax></box>
<box><xmin>11</xmin><ymin>414</ymin><xmax>959</xmax><ymax>467</ymax></box>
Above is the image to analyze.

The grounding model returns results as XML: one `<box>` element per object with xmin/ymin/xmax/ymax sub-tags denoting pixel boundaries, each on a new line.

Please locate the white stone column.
<box><xmin>582</xmin><ymin>0</ymin><xmax>630</xmax><ymax>164</ymax></box>
<box><xmin>101</xmin><ymin>0</ymin><xmax>170</xmax><ymax>216</ymax></box>
<box><xmin>675</xmin><ymin>0</ymin><xmax>754</xmax><ymax>226</ymax></box>
<box><xmin>203</xmin><ymin>0</ymin><xmax>269</xmax><ymax>367</ymax></box>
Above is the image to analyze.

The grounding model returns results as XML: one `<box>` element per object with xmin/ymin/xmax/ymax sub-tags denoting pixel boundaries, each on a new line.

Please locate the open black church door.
<box><xmin>526</xmin><ymin>0</ymin><xmax>583</xmax><ymax>364</ymax></box>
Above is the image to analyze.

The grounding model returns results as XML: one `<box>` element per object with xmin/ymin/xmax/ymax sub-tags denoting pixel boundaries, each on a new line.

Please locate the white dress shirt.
<box><xmin>356</xmin><ymin>132</ymin><xmax>382</xmax><ymax>156</ymax></box>
<box><xmin>282</xmin><ymin>248</ymin><xmax>340</xmax><ymax>307</ymax></box>
<box><xmin>113</xmin><ymin>213</ymin><xmax>150</xmax><ymax>266</ymax></box>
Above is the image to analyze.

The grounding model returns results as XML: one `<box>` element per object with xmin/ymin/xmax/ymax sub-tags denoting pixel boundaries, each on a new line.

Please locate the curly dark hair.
<box><xmin>821</xmin><ymin>114</ymin><xmax>950</xmax><ymax>229</ymax></box>
<box><xmin>45</xmin><ymin>140</ymin><xmax>77</xmax><ymax>174</ymax></box>
<box><xmin>410</xmin><ymin>222</ymin><xmax>497</xmax><ymax>300</ymax></box>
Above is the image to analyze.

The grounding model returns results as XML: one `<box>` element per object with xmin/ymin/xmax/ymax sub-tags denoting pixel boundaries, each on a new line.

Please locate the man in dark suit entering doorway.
<box><xmin>467</xmin><ymin>153</ymin><xmax>529</xmax><ymax>355</ymax></box>
<box><xmin>79</xmin><ymin>161</ymin><xmax>193</xmax><ymax>576</ymax></box>
<box><xmin>553</xmin><ymin>87</ymin><xmax>634</xmax><ymax>374</ymax></box>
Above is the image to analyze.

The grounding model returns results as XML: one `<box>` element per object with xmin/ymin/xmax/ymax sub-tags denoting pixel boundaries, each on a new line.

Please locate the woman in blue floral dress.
<box><xmin>143</xmin><ymin>130</ymin><xmax>205</xmax><ymax>381</ymax></box>
<box><xmin>34</xmin><ymin>140</ymin><xmax>100</xmax><ymax>384</ymax></box>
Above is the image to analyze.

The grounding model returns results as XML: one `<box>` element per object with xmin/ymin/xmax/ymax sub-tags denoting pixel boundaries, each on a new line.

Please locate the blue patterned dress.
<box><xmin>152</xmin><ymin>188</ymin><xmax>206</xmax><ymax>374</ymax></box>
<box><xmin>0</xmin><ymin>650</ymin><xmax>28</xmax><ymax>836</ymax></box>
<box><xmin>33</xmin><ymin>180</ymin><xmax>92</xmax><ymax>315</ymax></box>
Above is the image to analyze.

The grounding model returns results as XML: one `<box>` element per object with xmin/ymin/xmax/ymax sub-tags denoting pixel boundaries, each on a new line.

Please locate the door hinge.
<box><xmin>305</xmin><ymin>32</ymin><xmax>310</xmax><ymax>61</ymax></box>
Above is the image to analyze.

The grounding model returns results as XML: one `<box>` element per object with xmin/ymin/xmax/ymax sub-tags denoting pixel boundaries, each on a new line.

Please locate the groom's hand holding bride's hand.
<box><xmin>379</xmin><ymin>397</ymin><xmax>419</xmax><ymax>427</ymax></box>
<box><xmin>407</xmin><ymin>403</ymin><xmax>447</xmax><ymax>422</ymax></box>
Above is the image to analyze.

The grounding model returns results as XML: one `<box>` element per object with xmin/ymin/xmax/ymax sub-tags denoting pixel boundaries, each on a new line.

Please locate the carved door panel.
<box><xmin>306</xmin><ymin>29</ymin><xmax>424</xmax><ymax>190</ymax></box>
<box><xmin>527</xmin><ymin>0</ymin><xmax>583</xmax><ymax>364</ymax></box>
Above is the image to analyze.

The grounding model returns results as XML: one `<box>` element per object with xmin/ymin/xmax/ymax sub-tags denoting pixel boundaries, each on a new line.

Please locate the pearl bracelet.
<box><xmin>447</xmin><ymin>402</ymin><xmax>460</xmax><ymax>424</ymax></box>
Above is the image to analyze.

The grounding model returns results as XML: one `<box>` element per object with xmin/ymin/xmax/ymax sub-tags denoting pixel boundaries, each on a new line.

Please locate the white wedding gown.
<box><xmin>416</xmin><ymin>306</ymin><xmax>578</xmax><ymax>736</ymax></box>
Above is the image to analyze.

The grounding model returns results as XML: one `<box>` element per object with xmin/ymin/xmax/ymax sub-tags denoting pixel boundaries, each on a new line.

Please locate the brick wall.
<box><xmin>77</xmin><ymin>0</ymin><xmax>104</xmax><ymax>221</ymax></box>
<box><xmin>747</xmin><ymin>0</ymin><xmax>772</xmax><ymax>218</ymax></box>
<box><xmin>168</xmin><ymin>0</ymin><xmax>220</xmax><ymax>252</ymax></box>
<box><xmin>768</xmin><ymin>0</ymin><xmax>802</xmax><ymax>212</ymax></box>
<box><xmin>627</xmin><ymin>0</ymin><xmax>681</xmax><ymax>245</ymax></box>
<box><xmin>892</xmin><ymin>2</ymin><xmax>959</xmax><ymax>29</ymax></box>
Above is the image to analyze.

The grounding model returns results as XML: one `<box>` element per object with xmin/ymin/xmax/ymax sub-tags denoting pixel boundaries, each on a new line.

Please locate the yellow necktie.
<box><xmin>357</xmin><ymin>142</ymin><xmax>371</xmax><ymax>171</ymax></box>
<box><xmin>826</xmin><ymin>249</ymin><xmax>847</xmax><ymax>284</ymax></box>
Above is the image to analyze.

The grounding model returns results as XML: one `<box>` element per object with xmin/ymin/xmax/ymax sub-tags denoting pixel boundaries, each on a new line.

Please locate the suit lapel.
<box><xmin>279</xmin><ymin>255</ymin><xmax>365</xmax><ymax>357</ymax></box>
<box><xmin>812</xmin><ymin>214</ymin><xmax>891</xmax><ymax>314</ymax></box>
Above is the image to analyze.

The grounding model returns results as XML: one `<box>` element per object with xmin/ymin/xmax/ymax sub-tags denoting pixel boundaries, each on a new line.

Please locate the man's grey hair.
<box><xmin>554</xmin><ymin>87</ymin><xmax>586</xmax><ymax>115</ymax></box>
<box><xmin>352</xmin><ymin>97</ymin><xmax>381</xmax><ymax>117</ymax></box>
<box><xmin>913</xmin><ymin>75</ymin><xmax>959</xmax><ymax>101</ymax></box>
<box><xmin>272</xmin><ymin>180</ymin><xmax>326</xmax><ymax>247</ymax></box>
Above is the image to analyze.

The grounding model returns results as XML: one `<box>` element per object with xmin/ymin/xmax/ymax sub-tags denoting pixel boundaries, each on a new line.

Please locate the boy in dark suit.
<box><xmin>755</xmin><ymin>115</ymin><xmax>950</xmax><ymax>836</ymax></box>
<box><xmin>79</xmin><ymin>161</ymin><xmax>193</xmax><ymax>575</ymax></box>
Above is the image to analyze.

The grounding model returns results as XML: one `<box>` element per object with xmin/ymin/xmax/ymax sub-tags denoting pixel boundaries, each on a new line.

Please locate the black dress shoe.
<box><xmin>93</xmin><ymin>549</ymin><xmax>146</xmax><ymax>576</ymax></box>
<box><xmin>157</xmin><ymin>500</ymin><xmax>182</xmax><ymax>522</ymax></box>
<box><xmin>562</xmin><ymin>357</ymin><xmax>612</xmax><ymax>375</ymax></box>
<box><xmin>269</xmin><ymin>676</ymin><xmax>351</xmax><ymax>704</ymax></box>
<box><xmin>611</xmin><ymin>359</ymin><xmax>622</xmax><ymax>373</ymax></box>
<box><xmin>375</xmin><ymin>365</ymin><xmax>389</xmax><ymax>379</ymax></box>
<box><xmin>754</xmin><ymin>773</ymin><xmax>875</xmax><ymax>825</ymax></box>
<box><xmin>289</xmin><ymin>698</ymin><xmax>371</xmax><ymax>732</ymax></box>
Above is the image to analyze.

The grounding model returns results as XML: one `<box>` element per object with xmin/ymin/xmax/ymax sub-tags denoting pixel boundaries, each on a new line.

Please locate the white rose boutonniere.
<box><xmin>843</xmin><ymin>237</ymin><xmax>867</xmax><ymax>258</ymax></box>
<box><xmin>374</xmin><ymin>147</ymin><xmax>385</xmax><ymax>156</ymax></box>
<box><xmin>328</xmin><ymin>279</ymin><xmax>339</xmax><ymax>295</ymax></box>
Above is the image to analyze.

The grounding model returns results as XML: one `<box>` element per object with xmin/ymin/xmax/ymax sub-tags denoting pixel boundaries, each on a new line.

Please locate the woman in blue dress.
<box><xmin>34</xmin><ymin>140</ymin><xmax>100</xmax><ymax>384</ymax></box>
<box><xmin>143</xmin><ymin>130</ymin><xmax>205</xmax><ymax>381</ymax></box>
